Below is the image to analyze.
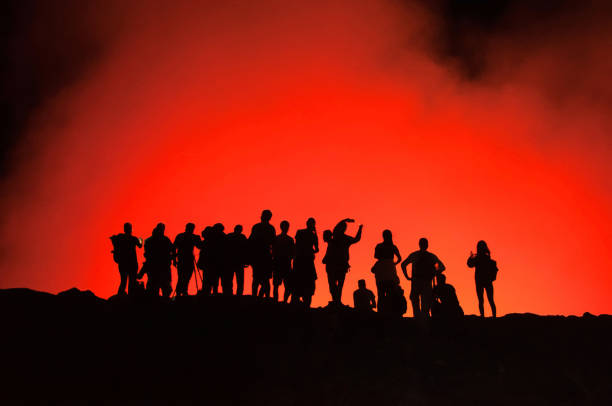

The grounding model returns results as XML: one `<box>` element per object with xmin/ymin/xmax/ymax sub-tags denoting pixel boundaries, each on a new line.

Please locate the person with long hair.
<box><xmin>371</xmin><ymin>230</ymin><xmax>401</xmax><ymax>313</ymax></box>
<box><xmin>467</xmin><ymin>240</ymin><xmax>497</xmax><ymax>318</ymax></box>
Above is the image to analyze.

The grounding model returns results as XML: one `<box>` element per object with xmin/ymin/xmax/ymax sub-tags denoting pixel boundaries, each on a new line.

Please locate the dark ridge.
<box><xmin>0</xmin><ymin>288</ymin><xmax>611</xmax><ymax>404</ymax></box>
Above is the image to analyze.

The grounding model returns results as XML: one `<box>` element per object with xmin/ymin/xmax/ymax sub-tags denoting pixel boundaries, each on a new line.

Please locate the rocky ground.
<box><xmin>0</xmin><ymin>288</ymin><xmax>611</xmax><ymax>404</ymax></box>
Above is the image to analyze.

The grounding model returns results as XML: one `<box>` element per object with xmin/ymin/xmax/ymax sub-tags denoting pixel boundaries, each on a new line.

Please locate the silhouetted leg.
<box><xmin>409</xmin><ymin>284</ymin><xmax>420</xmax><ymax>318</ymax></box>
<box><xmin>476</xmin><ymin>281</ymin><xmax>485</xmax><ymax>317</ymax></box>
<box><xmin>336</xmin><ymin>273</ymin><xmax>346</xmax><ymax>304</ymax></box>
<box><xmin>117</xmin><ymin>266</ymin><xmax>128</xmax><ymax>295</ymax></box>
<box><xmin>127</xmin><ymin>265</ymin><xmax>138</xmax><ymax>295</ymax></box>
<box><xmin>326</xmin><ymin>273</ymin><xmax>335</xmax><ymax>302</ymax></box>
<box><xmin>421</xmin><ymin>282</ymin><xmax>433</xmax><ymax>317</ymax></box>
<box><xmin>260</xmin><ymin>278</ymin><xmax>271</xmax><ymax>298</ymax></box>
<box><xmin>283</xmin><ymin>276</ymin><xmax>291</xmax><ymax>303</ymax></box>
<box><xmin>235</xmin><ymin>267</ymin><xmax>244</xmax><ymax>296</ymax></box>
<box><xmin>485</xmin><ymin>283</ymin><xmax>496</xmax><ymax>318</ymax></box>
<box><xmin>222</xmin><ymin>272</ymin><xmax>233</xmax><ymax>295</ymax></box>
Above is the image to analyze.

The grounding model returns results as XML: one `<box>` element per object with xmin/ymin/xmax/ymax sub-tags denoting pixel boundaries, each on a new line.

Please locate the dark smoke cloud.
<box><xmin>421</xmin><ymin>0</ymin><xmax>612</xmax><ymax>103</ymax></box>
<box><xmin>3</xmin><ymin>0</ymin><xmax>611</xmax><ymax>175</ymax></box>
<box><xmin>0</xmin><ymin>0</ymin><xmax>120</xmax><ymax>177</ymax></box>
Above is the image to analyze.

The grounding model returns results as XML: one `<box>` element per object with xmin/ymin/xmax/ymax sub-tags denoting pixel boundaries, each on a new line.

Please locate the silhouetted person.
<box><xmin>225</xmin><ymin>225</ymin><xmax>249</xmax><ymax>296</ymax></box>
<box><xmin>371</xmin><ymin>230</ymin><xmax>401</xmax><ymax>312</ymax></box>
<box><xmin>173</xmin><ymin>223</ymin><xmax>202</xmax><ymax>296</ymax></box>
<box><xmin>208</xmin><ymin>223</ymin><xmax>227</xmax><ymax>295</ymax></box>
<box><xmin>293</xmin><ymin>217</ymin><xmax>319</xmax><ymax>307</ymax></box>
<box><xmin>401</xmin><ymin>238</ymin><xmax>445</xmax><ymax>318</ymax></box>
<box><xmin>249</xmin><ymin>210</ymin><xmax>276</xmax><ymax>298</ymax></box>
<box><xmin>353</xmin><ymin>279</ymin><xmax>376</xmax><ymax>312</ymax></box>
<box><xmin>467</xmin><ymin>240</ymin><xmax>497</xmax><ymax>318</ymax></box>
<box><xmin>323</xmin><ymin>218</ymin><xmax>362</xmax><ymax>305</ymax></box>
<box><xmin>138</xmin><ymin>223</ymin><xmax>173</xmax><ymax>297</ymax></box>
<box><xmin>431</xmin><ymin>273</ymin><xmax>464</xmax><ymax>319</ymax></box>
<box><xmin>272</xmin><ymin>220</ymin><xmax>295</xmax><ymax>302</ymax></box>
<box><xmin>110</xmin><ymin>222</ymin><xmax>142</xmax><ymax>295</ymax></box>
<box><xmin>197</xmin><ymin>226</ymin><xmax>213</xmax><ymax>294</ymax></box>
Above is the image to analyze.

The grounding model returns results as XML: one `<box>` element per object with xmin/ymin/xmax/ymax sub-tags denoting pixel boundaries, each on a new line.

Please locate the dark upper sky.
<box><xmin>2</xmin><ymin>0</ymin><xmax>611</xmax><ymax>178</ymax></box>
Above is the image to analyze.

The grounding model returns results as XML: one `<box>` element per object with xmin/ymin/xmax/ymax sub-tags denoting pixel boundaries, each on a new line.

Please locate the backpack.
<box><xmin>110</xmin><ymin>235</ymin><xmax>122</xmax><ymax>264</ymax></box>
<box><xmin>487</xmin><ymin>258</ymin><xmax>499</xmax><ymax>282</ymax></box>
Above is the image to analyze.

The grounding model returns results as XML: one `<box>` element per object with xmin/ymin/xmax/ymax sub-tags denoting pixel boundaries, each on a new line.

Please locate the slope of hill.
<box><xmin>0</xmin><ymin>288</ymin><xmax>610</xmax><ymax>404</ymax></box>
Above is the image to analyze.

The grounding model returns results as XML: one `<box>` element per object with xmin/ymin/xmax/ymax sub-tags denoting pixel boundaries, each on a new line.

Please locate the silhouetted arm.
<box><xmin>434</xmin><ymin>255</ymin><xmax>446</xmax><ymax>273</ymax></box>
<box><xmin>401</xmin><ymin>254</ymin><xmax>413</xmax><ymax>280</ymax></box>
<box><xmin>370</xmin><ymin>291</ymin><xmax>376</xmax><ymax>309</ymax></box>
<box><xmin>350</xmin><ymin>225</ymin><xmax>363</xmax><ymax>244</ymax></box>
<box><xmin>313</xmin><ymin>232</ymin><xmax>319</xmax><ymax>254</ymax></box>
<box><xmin>135</xmin><ymin>236</ymin><xmax>143</xmax><ymax>248</ymax></box>
<box><xmin>393</xmin><ymin>245</ymin><xmax>402</xmax><ymax>265</ymax></box>
<box><xmin>467</xmin><ymin>255</ymin><xmax>476</xmax><ymax>268</ymax></box>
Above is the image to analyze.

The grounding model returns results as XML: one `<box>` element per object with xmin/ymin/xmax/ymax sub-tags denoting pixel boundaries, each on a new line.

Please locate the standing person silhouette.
<box><xmin>372</xmin><ymin>230</ymin><xmax>401</xmax><ymax>313</ymax></box>
<box><xmin>110</xmin><ymin>222</ymin><xmax>142</xmax><ymax>296</ymax></box>
<box><xmin>272</xmin><ymin>220</ymin><xmax>295</xmax><ymax>302</ymax></box>
<box><xmin>401</xmin><ymin>238</ymin><xmax>445</xmax><ymax>318</ymax></box>
<box><xmin>140</xmin><ymin>223</ymin><xmax>173</xmax><ymax>297</ymax></box>
<box><xmin>249</xmin><ymin>210</ymin><xmax>276</xmax><ymax>298</ymax></box>
<box><xmin>225</xmin><ymin>225</ymin><xmax>249</xmax><ymax>296</ymax></box>
<box><xmin>324</xmin><ymin>218</ymin><xmax>363</xmax><ymax>306</ymax></box>
<box><xmin>293</xmin><ymin>218</ymin><xmax>319</xmax><ymax>307</ymax></box>
<box><xmin>209</xmin><ymin>223</ymin><xmax>227</xmax><ymax>295</ymax></box>
<box><xmin>467</xmin><ymin>240</ymin><xmax>498</xmax><ymax>318</ymax></box>
<box><xmin>173</xmin><ymin>223</ymin><xmax>202</xmax><ymax>297</ymax></box>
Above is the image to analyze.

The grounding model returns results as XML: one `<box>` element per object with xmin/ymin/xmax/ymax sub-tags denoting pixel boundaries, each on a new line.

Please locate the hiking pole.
<box><xmin>192</xmin><ymin>259</ymin><xmax>200</xmax><ymax>293</ymax></box>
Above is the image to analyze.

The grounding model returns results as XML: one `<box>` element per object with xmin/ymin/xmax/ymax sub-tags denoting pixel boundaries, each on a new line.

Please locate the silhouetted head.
<box><xmin>333</xmin><ymin>221</ymin><xmax>347</xmax><ymax>237</ymax></box>
<box><xmin>419</xmin><ymin>238</ymin><xmax>428</xmax><ymax>250</ymax></box>
<box><xmin>234</xmin><ymin>225</ymin><xmax>243</xmax><ymax>234</ymax></box>
<box><xmin>124</xmin><ymin>222</ymin><xmax>132</xmax><ymax>235</ymax></box>
<box><xmin>436</xmin><ymin>273</ymin><xmax>446</xmax><ymax>285</ymax></box>
<box><xmin>382</xmin><ymin>229</ymin><xmax>392</xmax><ymax>243</ymax></box>
<box><xmin>306</xmin><ymin>217</ymin><xmax>316</xmax><ymax>231</ymax></box>
<box><xmin>280</xmin><ymin>220</ymin><xmax>289</xmax><ymax>234</ymax></box>
<box><xmin>214</xmin><ymin>223</ymin><xmax>224</xmax><ymax>233</ymax></box>
<box><xmin>476</xmin><ymin>240</ymin><xmax>490</xmax><ymax>257</ymax></box>
<box><xmin>185</xmin><ymin>223</ymin><xmax>195</xmax><ymax>234</ymax></box>
<box><xmin>155</xmin><ymin>223</ymin><xmax>165</xmax><ymax>236</ymax></box>
<box><xmin>261</xmin><ymin>209</ymin><xmax>272</xmax><ymax>223</ymax></box>
<box><xmin>202</xmin><ymin>226</ymin><xmax>212</xmax><ymax>239</ymax></box>
<box><xmin>323</xmin><ymin>230</ymin><xmax>332</xmax><ymax>243</ymax></box>
<box><xmin>358</xmin><ymin>279</ymin><xmax>366</xmax><ymax>289</ymax></box>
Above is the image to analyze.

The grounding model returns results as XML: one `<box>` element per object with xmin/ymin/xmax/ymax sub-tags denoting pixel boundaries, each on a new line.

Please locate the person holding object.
<box><xmin>467</xmin><ymin>240</ymin><xmax>497</xmax><ymax>318</ymax></box>
<box><xmin>323</xmin><ymin>218</ymin><xmax>362</xmax><ymax>306</ymax></box>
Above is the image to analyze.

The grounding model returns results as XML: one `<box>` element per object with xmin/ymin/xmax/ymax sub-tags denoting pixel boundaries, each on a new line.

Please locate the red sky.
<box><xmin>1</xmin><ymin>0</ymin><xmax>610</xmax><ymax>315</ymax></box>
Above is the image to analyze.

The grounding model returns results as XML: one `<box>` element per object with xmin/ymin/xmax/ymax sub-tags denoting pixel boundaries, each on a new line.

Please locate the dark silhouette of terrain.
<box><xmin>1</xmin><ymin>288</ymin><xmax>611</xmax><ymax>404</ymax></box>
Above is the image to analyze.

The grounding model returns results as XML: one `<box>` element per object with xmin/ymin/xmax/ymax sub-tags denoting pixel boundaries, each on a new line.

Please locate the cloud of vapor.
<box><xmin>0</xmin><ymin>0</ymin><xmax>610</xmax><ymax>315</ymax></box>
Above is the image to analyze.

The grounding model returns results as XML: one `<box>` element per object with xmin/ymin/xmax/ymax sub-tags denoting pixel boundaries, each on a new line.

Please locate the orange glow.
<box><xmin>1</xmin><ymin>0</ymin><xmax>610</xmax><ymax>315</ymax></box>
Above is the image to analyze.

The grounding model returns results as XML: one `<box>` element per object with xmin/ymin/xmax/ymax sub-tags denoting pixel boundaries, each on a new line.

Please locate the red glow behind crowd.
<box><xmin>1</xmin><ymin>1</ymin><xmax>610</xmax><ymax>315</ymax></box>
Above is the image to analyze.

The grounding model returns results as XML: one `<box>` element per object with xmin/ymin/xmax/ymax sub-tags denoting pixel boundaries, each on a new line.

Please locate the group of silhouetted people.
<box><xmin>110</xmin><ymin>210</ymin><xmax>499</xmax><ymax>318</ymax></box>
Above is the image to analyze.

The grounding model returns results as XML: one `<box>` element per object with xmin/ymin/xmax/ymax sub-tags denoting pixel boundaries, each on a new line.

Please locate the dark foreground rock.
<box><xmin>0</xmin><ymin>288</ymin><xmax>611</xmax><ymax>405</ymax></box>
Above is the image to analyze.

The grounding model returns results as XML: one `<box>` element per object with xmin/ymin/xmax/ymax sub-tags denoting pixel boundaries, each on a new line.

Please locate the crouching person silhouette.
<box><xmin>353</xmin><ymin>279</ymin><xmax>376</xmax><ymax>312</ymax></box>
<box><xmin>110</xmin><ymin>222</ymin><xmax>142</xmax><ymax>296</ymax></box>
<box><xmin>431</xmin><ymin>273</ymin><xmax>463</xmax><ymax>319</ymax></box>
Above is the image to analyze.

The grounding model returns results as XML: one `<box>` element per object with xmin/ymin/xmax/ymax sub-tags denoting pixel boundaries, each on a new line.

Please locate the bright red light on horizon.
<box><xmin>0</xmin><ymin>0</ymin><xmax>610</xmax><ymax>315</ymax></box>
